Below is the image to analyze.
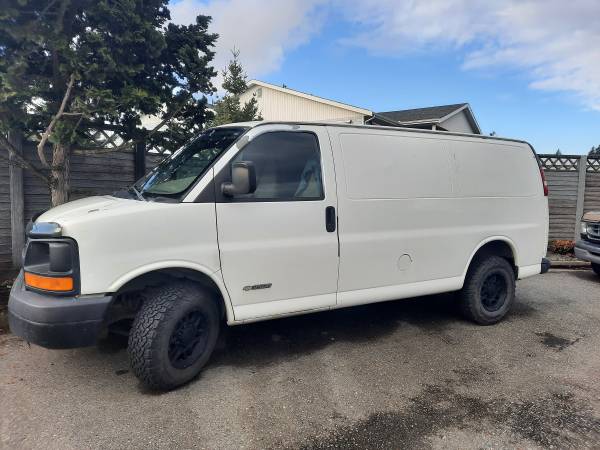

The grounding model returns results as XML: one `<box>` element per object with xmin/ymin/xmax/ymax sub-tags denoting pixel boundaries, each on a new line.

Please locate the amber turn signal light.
<box><xmin>24</xmin><ymin>272</ymin><xmax>74</xmax><ymax>292</ymax></box>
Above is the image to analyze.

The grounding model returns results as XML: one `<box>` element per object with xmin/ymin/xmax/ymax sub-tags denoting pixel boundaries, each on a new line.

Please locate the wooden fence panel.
<box><xmin>22</xmin><ymin>147</ymin><xmax>50</xmax><ymax>225</ymax></box>
<box><xmin>545</xmin><ymin>171</ymin><xmax>579</xmax><ymax>240</ymax></box>
<box><xmin>584</xmin><ymin>172</ymin><xmax>600</xmax><ymax>213</ymax></box>
<box><xmin>20</xmin><ymin>145</ymin><xmax>138</xmax><ymax>222</ymax></box>
<box><xmin>0</xmin><ymin>156</ymin><xmax>11</xmax><ymax>272</ymax></box>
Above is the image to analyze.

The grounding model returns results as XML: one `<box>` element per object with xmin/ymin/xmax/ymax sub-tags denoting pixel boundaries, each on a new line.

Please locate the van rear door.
<box><xmin>214</xmin><ymin>125</ymin><xmax>339</xmax><ymax>321</ymax></box>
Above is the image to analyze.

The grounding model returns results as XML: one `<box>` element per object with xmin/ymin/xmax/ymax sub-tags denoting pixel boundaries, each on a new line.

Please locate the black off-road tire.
<box><xmin>128</xmin><ymin>281</ymin><xmax>220</xmax><ymax>390</ymax></box>
<box><xmin>459</xmin><ymin>256</ymin><xmax>516</xmax><ymax>325</ymax></box>
<box><xmin>592</xmin><ymin>262</ymin><xmax>600</xmax><ymax>277</ymax></box>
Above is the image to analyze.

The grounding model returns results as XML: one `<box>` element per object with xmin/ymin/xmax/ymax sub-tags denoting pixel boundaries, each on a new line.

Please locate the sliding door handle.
<box><xmin>325</xmin><ymin>206</ymin><xmax>336</xmax><ymax>232</ymax></box>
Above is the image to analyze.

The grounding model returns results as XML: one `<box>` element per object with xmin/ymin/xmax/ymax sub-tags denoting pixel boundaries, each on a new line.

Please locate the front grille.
<box><xmin>587</xmin><ymin>222</ymin><xmax>600</xmax><ymax>240</ymax></box>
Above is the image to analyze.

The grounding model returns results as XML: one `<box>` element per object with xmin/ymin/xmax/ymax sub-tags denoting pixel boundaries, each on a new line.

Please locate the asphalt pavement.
<box><xmin>1</xmin><ymin>270</ymin><xmax>599</xmax><ymax>449</ymax></box>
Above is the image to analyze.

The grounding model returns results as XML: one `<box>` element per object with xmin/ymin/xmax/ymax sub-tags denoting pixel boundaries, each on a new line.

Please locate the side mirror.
<box><xmin>221</xmin><ymin>161</ymin><xmax>257</xmax><ymax>197</ymax></box>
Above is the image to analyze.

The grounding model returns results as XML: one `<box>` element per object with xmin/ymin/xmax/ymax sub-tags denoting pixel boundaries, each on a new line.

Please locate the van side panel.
<box><xmin>451</xmin><ymin>140</ymin><xmax>540</xmax><ymax>197</ymax></box>
<box><xmin>329</xmin><ymin>126</ymin><xmax>547</xmax><ymax>303</ymax></box>
<box><xmin>450</xmin><ymin>139</ymin><xmax>547</xmax><ymax>269</ymax></box>
<box><xmin>341</xmin><ymin>133</ymin><xmax>453</xmax><ymax>199</ymax></box>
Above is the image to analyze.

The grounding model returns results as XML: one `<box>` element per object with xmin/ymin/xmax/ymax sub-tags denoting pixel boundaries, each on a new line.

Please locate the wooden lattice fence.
<box><xmin>539</xmin><ymin>154</ymin><xmax>600</xmax><ymax>241</ymax></box>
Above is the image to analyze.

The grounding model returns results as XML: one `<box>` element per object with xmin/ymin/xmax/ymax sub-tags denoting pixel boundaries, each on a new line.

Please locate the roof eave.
<box><xmin>246</xmin><ymin>80</ymin><xmax>373</xmax><ymax>116</ymax></box>
<box><xmin>396</xmin><ymin>119</ymin><xmax>442</xmax><ymax>126</ymax></box>
<box><xmin>369</xmin><ymin>114</ymin><xmax>403</xmax><ymax>127</ymax></box>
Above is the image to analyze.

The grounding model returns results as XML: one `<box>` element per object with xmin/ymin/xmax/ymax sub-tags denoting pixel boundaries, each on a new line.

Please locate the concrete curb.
<box><xmin>548</xmin><ymin>260</ymin><xmax>591</xmax><ymax>269</ymax></box>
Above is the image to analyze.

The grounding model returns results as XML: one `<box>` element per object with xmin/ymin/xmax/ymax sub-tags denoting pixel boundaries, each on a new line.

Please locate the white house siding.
<box><xmin>439</xmin><ymin>110</ymin><xmax>473</xmax><ymax>134</ymax></box>
<box><xmin>239</xmin><ymin>85</ymin><xmax>367</xmax><ymax>124</ymax></box>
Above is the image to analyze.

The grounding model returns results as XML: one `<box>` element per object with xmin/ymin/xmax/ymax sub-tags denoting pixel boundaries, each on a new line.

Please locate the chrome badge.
<box><xmin>243</xmin><ymin>283</ymin><xmax>272</xmax><ymax>291</ymax></box>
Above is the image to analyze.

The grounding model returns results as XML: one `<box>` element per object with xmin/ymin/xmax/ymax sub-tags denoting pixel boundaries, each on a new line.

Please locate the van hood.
<box><xmin>36</xmin><ymin>196</ymin><xmax>140</xmax><ymax>224</ymax></box>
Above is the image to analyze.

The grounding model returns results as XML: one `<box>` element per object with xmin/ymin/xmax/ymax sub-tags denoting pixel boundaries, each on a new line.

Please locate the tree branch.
<box><xmin>37</xmin><ymin>73</ymin><xmax>76</xmax><ymax>168</ymax></box>
<box><xmin>0</xmin><ymin>134</ymin><xmax>49</xmax><ymax>183</ymax></box>
<box><xmin>73</xmin><ymin>99</ymin><xmax>187</xmax><ymax>156</ymax></box>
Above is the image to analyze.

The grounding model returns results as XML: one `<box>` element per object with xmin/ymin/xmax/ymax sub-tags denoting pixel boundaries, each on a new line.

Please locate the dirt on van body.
<box><xmin>1</xmin><ymin>270</ymin><xmax>600</xmax><ymax>449</ymax></box>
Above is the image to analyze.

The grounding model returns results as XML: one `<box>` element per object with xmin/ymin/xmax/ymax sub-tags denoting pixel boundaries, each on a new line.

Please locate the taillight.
<box><xmin>539</xmin><ymin>167</ymin><xmax>549</xmax><ymax>196</ymax></box>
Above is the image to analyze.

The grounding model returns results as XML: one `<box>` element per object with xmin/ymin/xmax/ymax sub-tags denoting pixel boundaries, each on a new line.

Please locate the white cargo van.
<box><xmin>9</xmin><ymin>122</ymin><xmax>549</xmax><ymax>389</ymax></box>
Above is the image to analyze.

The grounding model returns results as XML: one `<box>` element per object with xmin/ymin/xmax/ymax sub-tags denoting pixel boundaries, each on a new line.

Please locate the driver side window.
<box><xmin>231</xmin><ymin>131</ymin><xmax>324</xmax><ymax>201</ymax></box>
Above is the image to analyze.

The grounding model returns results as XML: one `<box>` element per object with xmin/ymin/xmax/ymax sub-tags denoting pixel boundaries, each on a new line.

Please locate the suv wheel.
<box><xmin>592</xmin><ymin>262</ymin><xmax>600</xmax><ymax>277</ymax></box>
<box><xmin>459</xmin><ymin>255</ymin><xmax>516</xmax><ymax>325</ymax></box>
<box><xmin>128</xmin><ymin>281</ymin><xmax>220</xmax><ymax>390</ymax></box>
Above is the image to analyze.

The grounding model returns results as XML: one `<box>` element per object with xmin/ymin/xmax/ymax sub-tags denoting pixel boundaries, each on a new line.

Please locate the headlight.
<box><xmin>26</xmin><ymin>221</ymin><xmax>62</xmax><ymax>238</ymax></box>
<box><xmin>23</xmin><ymin>238</ymin><xmax>80</xmax><ymax>295</ymax></box>
<box><xmin>581</xmin><ymin>221</ymin><xmax>588</xmax><ymax>236</ymax></box>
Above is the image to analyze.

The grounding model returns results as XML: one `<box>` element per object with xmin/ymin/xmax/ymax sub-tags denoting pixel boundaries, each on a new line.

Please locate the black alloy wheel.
<box><xmin>168</xmin><ymin>310</ymin><xmax>209</xmax><ymax>369</ymax></box>
<box><xmin>480</xmin><ymin>272</ymin><xmax>508</xmax><ymax>312</ymax></box>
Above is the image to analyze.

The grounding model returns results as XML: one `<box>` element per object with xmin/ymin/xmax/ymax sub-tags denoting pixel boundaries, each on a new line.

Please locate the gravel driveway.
<box><xmin>1</xmin><ymin>270</ymin><xmax>599</xmax><ymax>449</ymax></box>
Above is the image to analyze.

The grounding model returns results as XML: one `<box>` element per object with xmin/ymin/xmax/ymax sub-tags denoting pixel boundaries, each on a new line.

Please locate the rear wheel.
<box><xmin>459</xmin><ymin>256</ymin><xmax>516</xmax><ymax>325</ymax></box>
<box><xmin>128</xmin><ymin>282</ymin><xmax>220</xmax><ymax>390</ymax></box>
<box><xmin>592</xmin><ymin>262</ymin><xmax>600</xmax><ymax>277</ymax></box>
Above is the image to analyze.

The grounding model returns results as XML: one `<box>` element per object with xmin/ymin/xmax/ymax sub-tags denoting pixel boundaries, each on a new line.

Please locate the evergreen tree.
<box><xmin>209</xmin><ymin>49</ymin><xmax>261</xmax><ymax>126</ymax></box>
<box><xmin>589</xmin><ymin>145</ymin><xmax>600</xmax><ymax>157</ymax></box>
<box><xmin>0</xmin><ymin>0</ymin><xmax>217</xmax><ymax>205</ymax></box>
<box><xmin>555</xmin><ymin>148</ymin><xmax>562</xmax><ymax>155</ymax></box>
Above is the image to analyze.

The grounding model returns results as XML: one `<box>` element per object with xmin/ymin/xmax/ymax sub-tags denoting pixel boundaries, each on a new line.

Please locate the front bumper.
<box><xmin>8</xmin><ymin>272</ymin><xmax>112</xmax><ymax>349</ymax></box>
<box><xmin>574</xmin><ymin>239</ymin><xmax>600</xmax><ymax>265</ymax></box>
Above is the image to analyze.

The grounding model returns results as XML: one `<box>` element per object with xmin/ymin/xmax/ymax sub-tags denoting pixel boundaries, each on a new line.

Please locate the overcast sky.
<box><xmin>170</xmin><ymin>0</ymin><xmax>600</xmax><ymax>154</ymax></box>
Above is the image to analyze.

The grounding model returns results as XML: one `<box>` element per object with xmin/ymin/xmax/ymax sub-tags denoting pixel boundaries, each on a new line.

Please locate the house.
<box><xmin>239</xmin><ymin>80</ymin><xmax>372</xmax><ymax>124</ymax></box>
<box><xmin>239</xmin><ymin>80</ymin><xmax>481</xmax><ymax>134</ymax></box>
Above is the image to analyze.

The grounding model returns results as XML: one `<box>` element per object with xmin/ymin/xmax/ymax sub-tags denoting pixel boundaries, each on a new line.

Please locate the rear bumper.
<box><xmin>575</xmin><ymin>239</ymin><xmax>600</xmax><ymax>265</ymax></box>
<box><xmin>8</xmin><ymin>272</ymin><xmax>112</xmax><ymax>349</ymax></box>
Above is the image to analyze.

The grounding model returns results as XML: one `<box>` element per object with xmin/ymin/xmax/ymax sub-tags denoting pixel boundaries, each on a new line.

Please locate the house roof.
<box><xmin>377</xmin><ymin>103</ymin><xmax>468</xmax><ymax>123</ymax></box>
<box><xmin>246</xmin><ymin>80</ymin><xmax>373</xmax><ymax>116</ymax></box>
<box><xmin>244</xmin><ymin>80</ymin><xmax>481</xmax><ymax>134</ymax></box>
<box><xmin>374</xmin><ymin>103</ymin><xmax>481</xmax><ymax>134</ymax></box>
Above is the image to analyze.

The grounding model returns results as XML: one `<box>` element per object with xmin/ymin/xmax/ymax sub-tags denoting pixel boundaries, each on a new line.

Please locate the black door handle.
<box><xmin>325</xmin><ymin>206</ymin><xmax>336</xmax><ymax>232</ymax></box>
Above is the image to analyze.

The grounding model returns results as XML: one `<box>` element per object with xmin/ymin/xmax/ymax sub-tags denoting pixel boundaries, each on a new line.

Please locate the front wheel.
<box><xmin>128</xmin><ymin>282</ymin><xmax>220</xmax><ymax>390</ymax></box>
<box><xmin>592</xmin><ymin>262</ymin><xmax>600</xmax><ymax>277</ymax></box>
<box><xmin>459</xmin><ymin>256</ymin><xmax>516</xmax><ymax>325</ymax></box>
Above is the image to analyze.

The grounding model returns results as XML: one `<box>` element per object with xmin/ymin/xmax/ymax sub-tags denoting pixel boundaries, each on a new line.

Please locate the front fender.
<box><xmin>107</xmin><ymin>262</ymin><xmax>235</xmax><ymax>324</ymax></box>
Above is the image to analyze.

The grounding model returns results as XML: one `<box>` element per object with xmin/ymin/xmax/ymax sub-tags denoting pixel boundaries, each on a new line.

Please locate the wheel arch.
<box><xmin>462</xmin><ymin>237</ymin><xmax>519</xmax><ymax>281</ymax></box>
<box><xmin>108</xmin><ymin>262</ymin><xmax>234</xmax><ymax>323</ymax></box>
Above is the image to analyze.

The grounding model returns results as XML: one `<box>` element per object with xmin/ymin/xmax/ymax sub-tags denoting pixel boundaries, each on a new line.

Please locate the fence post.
<box><xmin>134</xmin><ymin>139</ymin><xmax>146</xmax><ymax>181</ymax></box>
<box><xmin>574</xmin><ymin>154</ymin><xmax>587</xmax><ymax>240</ymax></box>
<box><xmin>8</xmin><ymin>130</ymin><xmax>25</xmax><ymax>267</ymax></box>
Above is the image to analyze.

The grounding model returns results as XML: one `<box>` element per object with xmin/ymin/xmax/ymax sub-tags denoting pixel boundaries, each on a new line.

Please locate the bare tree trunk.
<box><xmin>50</xmin><ymin>144</ymin><xmax>71</xmax><ymax>206</ymax></box>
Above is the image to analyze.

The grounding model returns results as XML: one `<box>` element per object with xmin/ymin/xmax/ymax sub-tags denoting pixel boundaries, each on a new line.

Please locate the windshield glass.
<box><xmin>135</xmin><ymin>127</ymin><xmax>246</xmax><ymax>198</ymax></box>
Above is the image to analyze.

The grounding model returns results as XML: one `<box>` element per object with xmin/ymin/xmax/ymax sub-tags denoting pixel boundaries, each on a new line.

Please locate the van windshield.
<box><xmin>134</xmin><ymin>127</ymin><xmax>247</xmax><ymax>198</ymax></box>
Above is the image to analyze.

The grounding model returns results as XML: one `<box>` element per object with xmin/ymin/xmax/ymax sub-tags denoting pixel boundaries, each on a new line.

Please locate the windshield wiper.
<box><xmin>129</xmin><ymin>186</ymin><xmax>146</xmax><ymax>202</ymax></box>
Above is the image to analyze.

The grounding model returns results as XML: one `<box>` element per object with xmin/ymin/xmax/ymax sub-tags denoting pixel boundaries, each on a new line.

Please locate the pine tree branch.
<box><xmin>37</xmin><ymin>73</ymin><xmax>76</xmax><ymax>168</ymax></box>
